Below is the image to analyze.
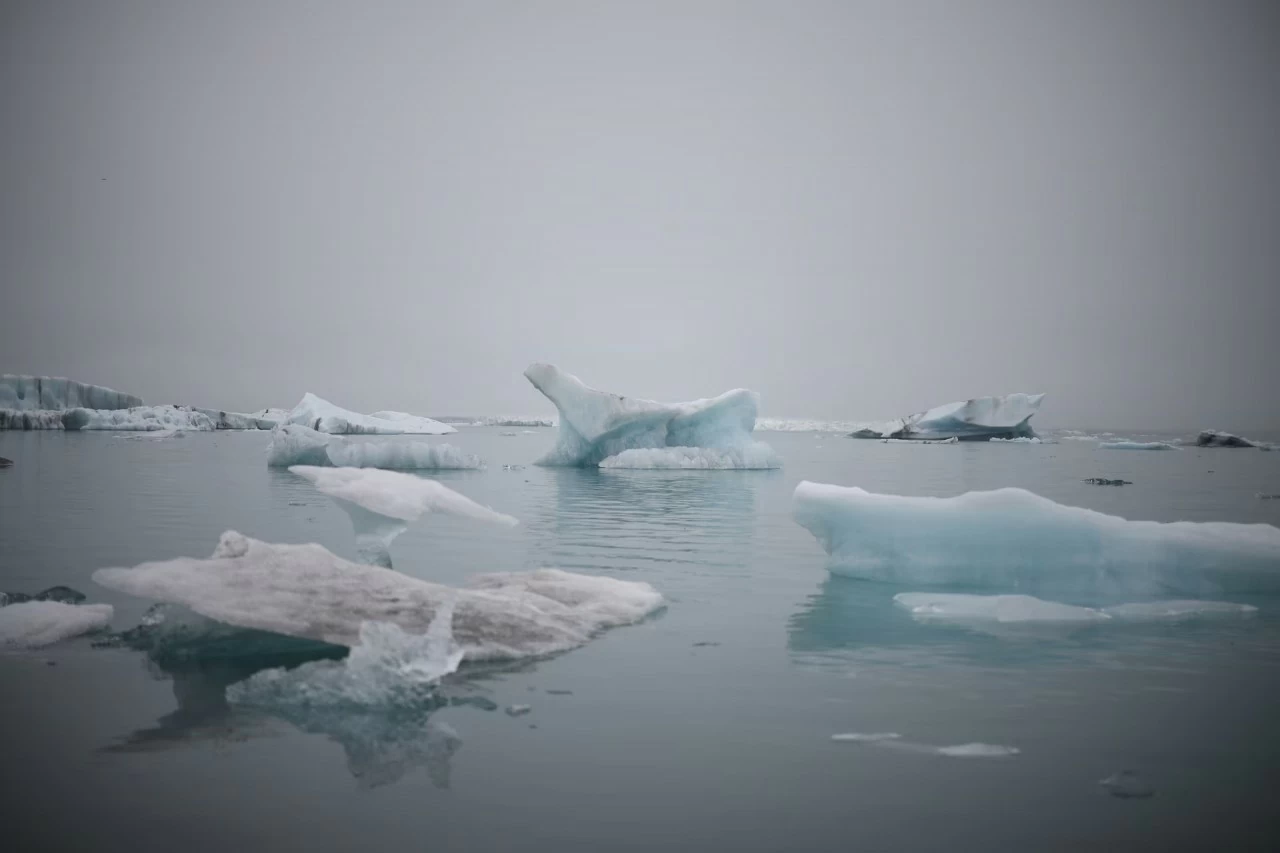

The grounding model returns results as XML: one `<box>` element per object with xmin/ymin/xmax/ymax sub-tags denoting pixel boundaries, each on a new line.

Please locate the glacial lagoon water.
<box><xmin>2</xmin><ymin>427</ymin><xmax>1279</xmax><ymax>851</ymax></box>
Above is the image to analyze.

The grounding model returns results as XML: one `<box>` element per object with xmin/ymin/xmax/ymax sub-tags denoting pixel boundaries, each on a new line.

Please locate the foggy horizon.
<box><xmin>3</xmin><ymin>1</ymin><xmax>1278</xmax><ymax>431</ymax></box>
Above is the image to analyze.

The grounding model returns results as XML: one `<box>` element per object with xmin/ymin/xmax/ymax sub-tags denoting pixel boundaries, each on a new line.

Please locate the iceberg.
<box><xmin>288</xmin><ymin>465</ymin><xmax>515</xmax><ymax>567</ymax></box>
<box><xmin>0</xmin><ymin>601</ymin><xmax>113</xmax><ymax>648</ymax></box>
<box><xmin>266</xmin><ymin>425</ymin><xmax>482</xmax><ymax>470</ymax></box>
<box><xmin>848</xmin><ymin>393</ymin><xmax>1045</xmax><ymax>441</ymax></box>
<box><xmin>598</xmin><ymin>444</ymin><xmax>780</xmax><ymax>469</ymax></box>
<box><xmin>65</xmin><ymin>405</ymin><xmax>217</xmax><ymax>431</ymax></box>
<box><xmin>0</xmin><ymin>409</ymin><xmax>68</xmax><ymax>430</ymax></box>
<box><xmin>93</xmin><ymin>531</ymin><xmax>664</xmax><ymax>661</ymax></box>
<box><xmin>1196</xmin><ymin>430</ymin><xmax>1266</xmax><ymax>449</ymax></box>
<box><xmin>523</xmin><ymin>363</ymin><xmax>774</xmax><ymax>467</ymax></box>
<box><xmin>792</xmin><ymin>481</ymin><xmax>1280</xmax><ymax>596</ymax></box>
<box><xmin>1098</xmin><ymin>441</ymin><xmax>1177</xmax><ymax>451</ymax></box>
<box><xmin>193</xmin><ymin>408</ymin><xmax>282</xmax><ymax>430</ymax></box>
<box><xmin>286</xmin><ymin>393</ymin><xmax>455</xmax><ymax>435</ymax></box>
<box><xmin>0</xmin><ymin>374</ymin><xmax>141</xmax><ymax>411</ymax></box>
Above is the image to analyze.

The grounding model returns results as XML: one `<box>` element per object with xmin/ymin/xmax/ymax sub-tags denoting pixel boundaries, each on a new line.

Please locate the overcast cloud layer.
<box><xmin>2</xmin><ymin>1</ymin><xmax>1277</xmax><ymax>429</ymax></box>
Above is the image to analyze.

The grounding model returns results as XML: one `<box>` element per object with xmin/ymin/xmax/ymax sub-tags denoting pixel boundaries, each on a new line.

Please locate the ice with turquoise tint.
<box><xmin>792</xmin><ymin>481</ymin><xmax>1280</xmax><ymax>598</ymax></box>
<box><xmin>523</xmin><ymin>362</ymin><xmax>777</xmax><ymax>467</ymax></box>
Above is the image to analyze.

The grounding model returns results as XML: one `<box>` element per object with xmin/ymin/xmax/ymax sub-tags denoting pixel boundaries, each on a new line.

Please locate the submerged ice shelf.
<box><xmin>893</xmin><ymin>593</ymin><xmax>1257</xmax><ymax>624</ymax></box>
<box><xmin>93</xmin><ymin>531</ymin><xmax>664</xmax><ymax>661</ymax></box>
<box><xmin>266</xmin><ymin>425</ymin><xmax>482</xmax><ymax>470</ymax></box>
<box><xmin>849</xmin><ymin>393</ymin><xmax>1045</xmax><ymax>441</ymax></box>
<box><xmin>792</xmin><ymin>481</ymin><xmax>1280</xmax><ymax>596</ymax></box>
<box><xmin>523</xmin><ymin>363</ymin><xmax>776</xmax><ymax>467</ymax></box>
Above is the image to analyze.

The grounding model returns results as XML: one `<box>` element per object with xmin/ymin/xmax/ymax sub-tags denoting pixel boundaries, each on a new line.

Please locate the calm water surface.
<box><xmin>2</xmin><ymin>428</ymin><xmax>1279</xmax><ymax>851</ymax></box>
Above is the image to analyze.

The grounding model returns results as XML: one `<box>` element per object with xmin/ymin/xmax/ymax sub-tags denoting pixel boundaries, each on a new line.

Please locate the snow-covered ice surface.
<box><xmin>1099</xmin><ymin>440</ymin><xmax>1178</xmax><ymax>451</ymax></box>
<box><xmin>93</xmin><ymin>532</ymin><xmax>664</xmax><ymax>661</ymax></box>
<box><xmin>792</xmin><ymin>481</ymin><xmax>1280</xmax><ymax>595</ymax></box>
<box><xmin>66</xmin><ymin>406</ymin><xmax>218</xmax><ymax>432</ymax></box>
<box><xmin>289</xmin><ymin>466</ymin><xmax>516</xmax><ymax>527</ymax></box>
<box><xmin>599</xmin><ymin>443</ymin><xmax>781</xmax><ymax>469</ymax></box>
<box><xmin>0</xmin><ymin>375</ymin><xmax>141</xmax><ymax>411</ymax></box>
<box><xmin>266</xmin><ymin>425</ymin><xmax>482</xmax><ymax>470</ymax></box>
<box><xmin>193</xmin><ymin>408</ymin><xmax>281</xmax><ymax>430</ymax></box>
<box><xmin>850</xmin><ymin>393</ymin><xmax>1045</xmax><ymax>441</ymax></box>
<box><xmin>286</xmin><ymin>393</ymin><xmax>456</xmax><ymax>435</ymax></box>
<box><xmin>0</xmin><ymin>601</ymin><xmax>113</xmax><ymax>648</ymax></box>
<box><xmin>523</xmin><ymin>363</ymin><xmax>776</xmax><ymax>467</ymax></box>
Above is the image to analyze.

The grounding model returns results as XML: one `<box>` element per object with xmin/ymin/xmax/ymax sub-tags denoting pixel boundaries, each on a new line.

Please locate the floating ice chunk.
<box><xmin>505</xmin><ymin>704</ymin><xmax>532</xmax><ymax>717</ymax></box>
<box><xmin>1101</xmin><ymin>600</ymin><xmax>1258</xmax><ymax>620</ymax></box>
<box><xmin>118</xmin><ymin>428</ymin><xmax>186</xmax><ymax>440</ymax></box>
<box><xmin>989</xmin><ymin>437</ymin><xmax>1048</xmax><ymax>444</ymax></box>
<box><xmin>1098</xmin><ymin>441</ymin><xmax>1177</xmax><ymax>451</ymax></box>
<box><xmin>936</xmin><ymin>743</ymin><xmax>1020</xmax><ymax>758</ymax></box>
<box><xmin>0</xmin><ymin>375</ymin><xmax>141</xmax><ymax>411</ymax></box>
<box><xmin>523</xmin><ymin>363</ymin><xmax>775</xmax><ymax>467</ymax></box>
<box><xmin>831</xmin><ymin>732</ymin><xmax>1019</xmax><ymax>757</ymax></box>
<box><xmin>849</xmin><ymin>394</ymin><xmax>1045</xmax><ymax>441</ymax></box>
<box><xmin>599</xmin><ymin>443</ymin><xmax>780</xmax><ymax>469</ymax></box>
<box><xmin>286</xmin><ymin>393</ymin><xmax>455</xmax><ymax>435</ymax></box>
<box><xmin>1196</xmin><ymin>430</ymin><xmax>1261</xmax><ymax>448</ymax></box>
<box><xmin>289</xmin><ymin>465</ymin><xmax>511</xmax><ymax>568</ymax></box>
<box><xmin>266</xmin><ymin>424</ymin><xmax>482</xmax><ymax>470</ymax></box>
<box><xmin>831</xmin><ymin>732</ymin><xmax>901</xmax><ymax>742</ymax></box>
<box><xmin>792</xmin><ymin>481</ymin><xmax>1280</xmax><ymax>595</ymax></box>
<box><xmin>228</xmin><ymin>601</ymin><xmax>463</xmax><ymax>709</ymax></box>
<box><xmin>93</xmin><ymin>532</ymin><xmax>664</xmax><ymax>660</ymax></box>
<box><xmin>0</xmin><ymin>601</ymin><xmax>113</xmax><ymax>648</ymax></box>
<box><xmin>193</xmin><ymin>408</ymin><xmax>281</xmax><ymax>430</ymax></box>
<box><xmin>65</xmin><ymin>405</ymin><xmax>217</xmax><ymax>431</ymax></box>
<box><xmin>880</xmin><ymin>437</ymin><xmax>957</xmax><ymax>445</ymax></box>
<box><xmin>894</xmin><ymin>593</ymin><xmax>1106</xmax><ymax>624</ymax></box>
<box><xmin>290</xmin><ymin>466</ymin><xmax>516</xmax><ymax>526</ymax></box>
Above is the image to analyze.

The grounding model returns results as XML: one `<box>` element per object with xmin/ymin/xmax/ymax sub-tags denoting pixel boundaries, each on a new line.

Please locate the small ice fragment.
<box><xmin>1099</xmin><ymin>770</ymin><xmax>1155</xmax><ymax>799</ymax></box>
<box><xmin>545</xmin><ymin>689</ymin><xmax>573</xmax><ymax>695</ymax></box>
<box><xmin>0</xmin><ymin>602</ymin><xmax>113</xmax><ymax>648</ymax></box>
<box><xmin>505</xmin><ymin>704</ymin><xmax>532</xmax><ymax>716</ymax></box>
<box><xmin>935</xmin><ymin>743</ymin><xmax>1020</xmax><ymax>758</ymax></box>
<box><xmin>831</xmin><ymin>732</ymin><xmax>902</xmax><ymax>743</ymax></box>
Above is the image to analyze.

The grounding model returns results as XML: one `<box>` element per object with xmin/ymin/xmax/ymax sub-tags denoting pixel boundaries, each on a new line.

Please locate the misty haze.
<box><xmin>2</xmin><ymin>3</ymin><xmax>1278</xmax><ymax>852</ymax></box>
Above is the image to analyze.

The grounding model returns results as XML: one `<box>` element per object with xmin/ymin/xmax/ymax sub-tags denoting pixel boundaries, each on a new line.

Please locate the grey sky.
<box><xmin>2</xmin><ymin>1</ymin><xmax>1277</xmax><ymax>429</ymax></box>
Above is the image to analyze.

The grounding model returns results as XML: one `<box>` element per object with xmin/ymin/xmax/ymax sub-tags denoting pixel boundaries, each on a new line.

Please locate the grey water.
<box><xmin>2</xmin><ymin>428</ymin><xmax>1279</xmax><ymax>852</ymax></box>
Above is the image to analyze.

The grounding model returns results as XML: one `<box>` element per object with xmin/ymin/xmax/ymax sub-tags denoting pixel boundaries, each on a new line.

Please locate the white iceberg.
<box><xmin>0</xmin><ymin>374</ymin><xmax>141</xmax><ymax>411</ymax></box>
<box><xmin>93</xmin><ymin>531</ymin><xmax>664</xmax><ymax>661</ymax></box>
<box><xmin>523</xmin><ymin>363</ymin><xmax>775</xmax><ymax>467</ymax></box>
<box><xmin>831</xmin><ymin>732</ymin><xmax>1019</xmax><ymax>758</ymax></box>
<box><xmin>849</xmin><ymin>393</ymin><xmax>1045</xmax><ymax>441</ymax></box>
<box><xmin>1098</xmin><ymin>440</ymin><xmax>1178</xmax><ymax>451</ymax></box>
<box><xmin>193</xmin><ymin>408</ymin><xmax>282</xmax><ymax>430</ymax></box>
<box><xmin>792</xmin><ymin>481</ymin><xmax>1280</xmax><ymax>595</ymax></box>
<box><xmin>286</xmin><ymin>393</ymin><xmax>455</xmax><ymax>435</ymax></box>
<box><xmin>289</xmin><ymin>466</ymin><xmax>516</xmax><ymax>527</ymax></box>
<box><xmin>65</xmin><ymin>405</ymin><xmax>218</xmax><ymax>431</ymax></box>
<box><xmin>266</xmin><ymin>425</ymin><xmax>482</xmax><ymax>470</ymax></box>
<box><xmin>0</xmin><ymin>601</ymin><xmax>113</xmax><ymax>648</ymax></box>
<box><xmin>598</xmin><ymin>444</ymin><xmax>780</xmax><ymax>469</ymax></box>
